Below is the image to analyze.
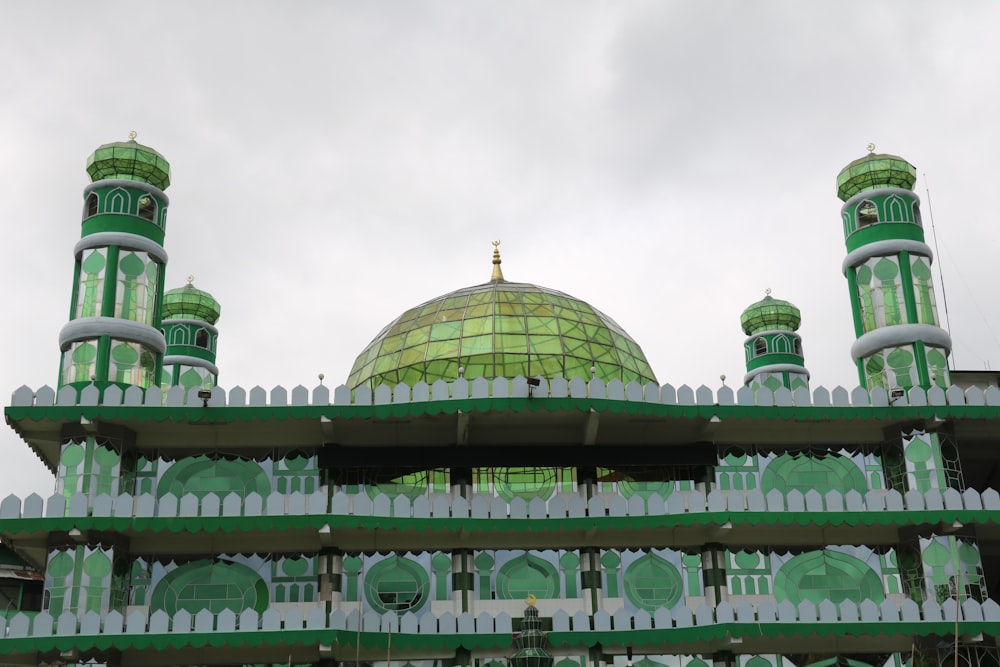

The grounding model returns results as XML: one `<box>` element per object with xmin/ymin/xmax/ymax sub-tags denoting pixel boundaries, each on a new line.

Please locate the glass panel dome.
<box><xmin>347</xmin><ymin>280</ymin><xmax>657</xmax><ymax>389</ymax></box>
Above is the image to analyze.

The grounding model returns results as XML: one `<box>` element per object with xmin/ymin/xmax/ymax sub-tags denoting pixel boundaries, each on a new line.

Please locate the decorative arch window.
<box><xmin>793</xmin><ymin>338</ymin><xmax>802</xmax><ymax>355</ymax></box>
<box><xmin>772</xmin><ymin>335</ymin><xmax>790</xmax><ymax>354</ymax></box>
<box><xmin>885</xmin><ymin>195</ymin><xmax>907</xmax><ymax>222</ymax></box>
<box><xmin>774</xmin><ymin>549</ymin><xmax>884</xmax><ymax>605</ymax></box>
<box><xmin>492</xmin><ymin>467</ymin><xmax>558</xmax><ymax>501</ymax></box>
<box><xmin>150</xmin><ymin>558</ymin><xmax>269</xmax><ymax>615</ymax></box>
<box><xmin>761</xmin><ymin>452</ymin><xmax>868</xmax><ymax>496</ymax></box>
<box><xmin>195</xmin><ymin>328</ymin><xmax>209</xmax><ymax>348</ymax></box>
<box><xmin>856</xmin><ymin>200</ymin><xmax>878</xmax><ymax>226</ymax></box>
<box><xmin>157</xmin><ymin>455</ymin><xmax>270</xmax><ymax>500</ymax></box>
<box><xmin>170</xmin><ymin>327</ymin><xmax>188</xmax><ymax>345</ymax></box>
<box><xmin>496</xmin><ymin>553</ymin><xmax>559</xmax><ymax>599</ymax></box>
<box><xmin>623</xmin><ymin>552</ymin><xmax>683</xmax><ymax>610</ymax></box>
<box><xmin>753</xmin><ymin>338</ymin><xmax>767</xmax><ymax>356</ymax></box>
<box><xmin>842</xmin><ymin>211</ymin><xmax>855</xmax><ymax>237</ymax></box>
<box><xmin>364</xmin><ymin>556</ymin><xmax>430</xmax><ymax>614</ymax></box>
<box><xmin>912</xmin><ymin>202</ymin><xmax>923</xmax><ymax>226</ymax></box>
<box><xmin>85</xmin><ymin>193</ymin><xmax>98</xmax><ymax>218</ymax></box>
<box><xmin>106</xmin><ymin>188</ymin><xmax>131</xmax><ymax>214</ymax></box>
<box><xmin>137</xmin><ymin>194</ymin><xmax>156</xmax><ymax>222</ymax></box>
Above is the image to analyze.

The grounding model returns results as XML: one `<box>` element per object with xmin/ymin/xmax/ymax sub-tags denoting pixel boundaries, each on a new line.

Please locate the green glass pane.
<box><xmin>466</xmin><ymin>303</ymin><xmax>492</xmax><ymax>317</ymax></box>
<box><xmin>111</xmin><ymin>343</ymin><xmax>139</xmax><ymax>365</ymax></box>
<box><xmin>462</xmin><ymin>335</ymin><xmax>493</xmax><ymax>356</ymax></box>
<box><xmin>404</xmin><ymin>327</ymin><xmax>430</xmax><ymax>347</ymax></box>
<box><xmin>439</xmin><ymin>307</ymin><xmax>466</xmax><ymax>322</ymax></box>
<box><xmin>399</xmin><ymin>347</ymin><xmax>426</xmax><ymax>367</ymax></box>
<box><xmin>381</xmin><ymin>334</ymin><xmax>406</xmax><ymax>354</ymax></box>
<box><xmin>440</xmin><ymin>295</ymin><xmax>469</xmax><ymax>310</ymax></box>
<box><xmin>497</xmin><ymin>316</ymin><xmax>526</xmax><ymax>334</ymax></box>
<box><xmin>497</xmin><ymin>334</ymin><xmax>528</xmax><ymax>354</ymax></box>
<box><xmin>427</xmin><ymin>340</ymin><xmax>460</xmax><ymax>359</ymax></box>
<box><xmin>462</xmin><ymin>317</ymin><xmax>493</xmax><ymax>336</ymax></box>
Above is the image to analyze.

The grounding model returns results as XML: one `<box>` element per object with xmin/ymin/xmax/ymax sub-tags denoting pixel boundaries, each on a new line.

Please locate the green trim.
<box><xmin>702</xmin><ymin>569</ymin><xmax>726</xmax><ymax>587</ymax></box>
<box><xmin>100</xmin><ymin>246</ymin><xmax>119</xmax><ymax>319</ymax></box>
<box><xmin>96</xmin><ymin>334</ymin><xmax>111</xmax><ymax>383</ymax></box>
<box><xmin>162</xmin><ymin>345</ymin><xmax>217</xmax><ymax>363</ymax></box>
<box><xmin>3</xmin><ymin>508</ymin><xmax>1000</xmax><ymax>544</ymax></box>
<box><xmin>452</xmin><ymin>572</ymin><xmax>474</xmax><ymax>590</ymax></box>
<box><xmin>913</xmin><ymin>340</ymin><xmax>930</xmax><ymax>389</ymax></box>
<box><xmin>10</xmin><ymin>396</ymin><xmax>1000</xmax><ymax>426</ymax></box>
<box><xmin>580</xmin><ymin>570</ymin><xmax>602</xmax><ymax>590</ymax></box>
<box><xmin>0</xmin><ymin>621</ymin><xmax>997</xmax><ymax>657</ymax></box>
<box><xmin>898</xmin><ymin>250</ymin><xmax>918</xmax><ymax>325</ymax></box>
<box><xmin>845</xmin><ymin>268</ymin><xmax>865</xmax><ymax>339</ymax></box>
<box><xmin>69</xmin><ymin>261</ymin><xmax>82</xmax><ymax>321</ymax></box>
<box><xmin>745</xmin><ymin>353</ymin><xmax>804</xmax><ymax>372</ymax></box>
<box><xmin>82</xmin><ymin>216</ymin><xmax>166</xmax><ymax>246</ymax></box>
<box><xmin>845</xmin><ymin>223</ymin><xmax>924</xmax><ymax>253</ymax></box>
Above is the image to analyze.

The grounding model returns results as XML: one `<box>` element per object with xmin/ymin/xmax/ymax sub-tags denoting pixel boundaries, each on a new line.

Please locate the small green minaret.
<box><xmin>740</xmin><ymin>291</ymin><xmax>809</xmax><ymax>392</ymax></box>
<box><xmin>509</xmin><ymin>596</ymin><xmax>553</xmax><ymax>667</ymax></box>
<box><xmin>58</xmin><ymin>135</ymin><xmax>171</xmax><ymax>390</ymax></box>
<box><xmin>837</xmin><ymin>149</ymin><xmax>951</xmax><ymax>391</ymax></box>
<box><xmin>160</xmin><ymin>279</ymin><xmax>221</xmax><ymax>391</ymax></box>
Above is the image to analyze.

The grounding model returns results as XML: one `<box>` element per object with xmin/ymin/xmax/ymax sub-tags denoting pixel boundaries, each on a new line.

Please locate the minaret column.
<box><xmin>160</xmin><ymin>279</ymin><xmax>222</xmax><ymax>391</ymax></box>
<box><xmin>59</xmin><ymin>136</ymin><xmax>172</xmax><ymax>392</ymax></box>
<box><xmin>740</xmin><ymin>292</ymin><xmax>809</xmax><ymax>393</ymax></box>
<box><xmin>836</xmin><ymin>150</ymin><xmax>952</xmax><ymax>391</ymax></box>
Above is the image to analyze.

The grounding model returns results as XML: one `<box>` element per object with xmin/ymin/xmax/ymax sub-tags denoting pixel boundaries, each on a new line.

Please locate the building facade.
<box><xmin>2</xmin><ymin>142</ymin><xmax>1000</xmax><ymax>667</ymax></box>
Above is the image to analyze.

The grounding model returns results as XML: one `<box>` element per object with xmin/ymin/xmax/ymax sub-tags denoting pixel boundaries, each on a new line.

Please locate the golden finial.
<box><xmin>128</xmin><ymin>130</ymin><xmax>138</xmax><ymax>141</ymax></box>
<box><xmin>525</xmin><ymin>593</ymin><xmax>537</xmax><ymax>607</ymax></box>
<box><xmin>866</xmin><ymin>143</ymin><xmax>876</xmax><ymax>153</ymax></box>
<box><xmin>491</xmin><ymin>240</ymin><xmax>505</xmax><ymax>282</ymax></box>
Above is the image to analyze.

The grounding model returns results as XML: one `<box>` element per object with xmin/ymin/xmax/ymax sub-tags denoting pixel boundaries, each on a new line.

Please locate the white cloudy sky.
<box><xmin>1</xmin><ymin>2</ymin><xmax>999</xmax><ymax>498</ymax></box>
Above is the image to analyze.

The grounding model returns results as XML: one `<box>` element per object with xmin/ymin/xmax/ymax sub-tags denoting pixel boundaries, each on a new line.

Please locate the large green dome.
<box><xmin>347</xmin><ymin>280</ymin><xmax>657</xmax><ymax>390</ymax></box>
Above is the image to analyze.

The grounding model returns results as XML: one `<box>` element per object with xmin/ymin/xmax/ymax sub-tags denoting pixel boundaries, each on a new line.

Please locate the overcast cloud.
<box><xmin>2</xmin><ymin>2</ymin><xmax>999</xmax><ymax>497</ymax></box>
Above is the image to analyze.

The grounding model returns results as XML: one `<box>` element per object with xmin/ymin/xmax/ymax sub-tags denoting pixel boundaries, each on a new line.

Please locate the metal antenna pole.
<box><xmin>924</xmin><ymin>173</ymin><xmax>956</xmax><ymax>367</ymax></box>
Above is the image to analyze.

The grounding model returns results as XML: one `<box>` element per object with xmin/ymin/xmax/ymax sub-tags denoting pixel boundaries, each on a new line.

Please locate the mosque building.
<box><xmin>2</xmin><ymin>139</ymin><xmax>1000</xmax><ymax>667</ymax></box>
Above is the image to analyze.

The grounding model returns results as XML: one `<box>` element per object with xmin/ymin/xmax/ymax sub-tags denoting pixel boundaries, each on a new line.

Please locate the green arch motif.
<box><xmin>623</xmin><ymin>552</ymin><xmax>683</xmax><ymax>611</ymax></box>
<box><xmin>774</xmin><ymin>550</ymin><xmax>885</xmax><ymax>606</ymax></box>
<box><xmin>634</xmin><ymin>659</ymin><xmax>668</xmax><ymax>667</ymax></box>
<box><xmin>364</xmin><ymin>555</ymin><xmax>430</xmax><ymax>614</ymax></box>
<box><xmin>494</xmin><ymin>467</ymin><xmax>557</xmax><ymax>502</ymax></box>
<box><xmin>761</xmin><ymin>454</ymin><xmax>868</xmax><ymax>496</ymax></box>
<box><xmin>368</xmin><ymin>471</ymin><xmax>428</xmax><ymax>501</ymax></box>
<box><xmin>150</xmin><ymin>559</ymin><xmax>269</xmax><ymax>615</ymax></box>
<box><xmin>48</xmin><ymin>551</ymin><xmax>75</xmax><ymax>579</ymax></box>
<box><xmin>805</xmin><ymin>658</ymin><xmax>874</xmax><ymax>667</ymax></box>
<box><xmin>157</xmin><ymin>456</ymin><xmax>271</xmax><ymax>500</ymax></box>
<box><xmin>496</xmin><ymin>553</ymin><xmax>559</xmax><ymax>599</ymax></box>
<box><xmin>617</xmin><ymin>478</ymin><xmax>674</xmax><ymax>501</ymax></box>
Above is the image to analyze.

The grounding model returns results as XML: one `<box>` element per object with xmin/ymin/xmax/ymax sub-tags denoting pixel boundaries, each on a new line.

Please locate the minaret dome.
<box><xmin>740</xmin><ymin>292</ymin><xmax>809</xmax><ymax>391</ymax></box>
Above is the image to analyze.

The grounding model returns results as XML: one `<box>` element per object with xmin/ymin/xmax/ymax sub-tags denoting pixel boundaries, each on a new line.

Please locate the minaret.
<box><xmin>58</xmin><ymin>135</ymin><xmax>170</xmax><ymax>390</ymax></box>
<box><xmin>837</xmin><ymin>148</ymin><xmax>951</xmax><ymax>391</ymax></box>
<box><xmin>740</xmin><ymin>291</ymin><xmax>809</xmax><ymax>392</ymax></box>
<box><xmin>509</xmin><ymin>595</ymin><xmax>553</xmax><ymax>667</ymax></box>
<box><xmin>160</xmin><ymin>278</ymin><xmax>221</xmax><ymax>391</ymax></box>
